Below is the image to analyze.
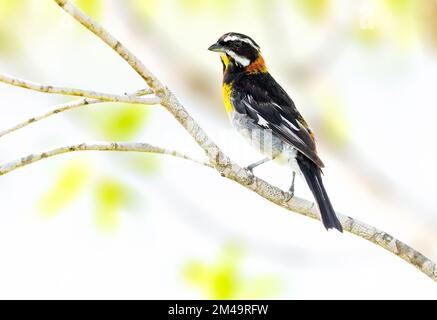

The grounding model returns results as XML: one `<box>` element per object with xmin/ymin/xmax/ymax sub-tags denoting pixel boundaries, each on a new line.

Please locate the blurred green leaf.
<box><xmin>90</xmin><ymin>103</ymin><xmax>150</xmax><ymax>140</ymax></box>
<box><xmin>0</xmin><ymin>28</ymin><xmax>19</xmax><ymax>54</ymax></box>
<box><xmin>238</xmin><ymin>276</ymin><xmax>281</xmax><ymax>300</ymax></box>
<box><xmin>180</xmin><ymin>0</ymin><xmax>203</xmax><ymax>12</ymax></box>
<box><xmin>184</xmin><ymin>244</ymin><xmax>241</xmax><ymax>299</ymax></box>
<box><xmin>293</xmin><ymin>0</ymin><xmax>330</xmax><ymax>20</ymax></box>
<box><xmin>74</xmin><ymin>0</ymin><xmax>103</xmax><ymax>18</ymax></box>
<box><xmin>384</xmin><ymin>0</ymin><xmax>413</xmax><ymax>16</ymax></box>
<box><xmin>355</xmin><ymin>25</ymin><xmax>381</xmax><ymax>46</ymax></box>
<box><xmin>0</xmin><ymin>0</ymin><xmax>24</xmax><ymax>18</ymax></box>
<box><xmin>184</xmin><ymin>243</ymin><xmax>280</xmax><ymax>299</ymax></box>
<box><xmin>0</xmin><ymin>0</ymin><xmax>24</xmax><ymax>54</ymax></box>
<box><xmin>385</xmin><ymin>0</ymin><xmax>416</xmax><ymax>48</ymax></box>
<box><xmin>94</xmin><ymin>177</ymin><xmax>128</xmax><ymax>232</ymax></box>
<box><xmin>128</xmin><ymin>154</ymin><xmax>161</xmax><ymax>176</ymax></box>
<box><xmin>38</xmin><ymin>159</ymin><xmax>91</xmax><ymax>216</ymax></box>
<box><xmin>319</xmin><ymin>93</ymin><xmax>349</xmax><ymax>148</ymax></box>
<box><xmin>131</xmin><ymin>0</ymin><xmax>159</xmax><ymax>18</ymax></box>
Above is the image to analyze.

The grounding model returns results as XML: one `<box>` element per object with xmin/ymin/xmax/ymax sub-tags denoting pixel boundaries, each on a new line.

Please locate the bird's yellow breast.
<box><xmin>222</xmin><ymin>83</ymin><xmax>233</xmax><ymax>114</ymax></box>
<box><xmin>220</xmin><ymin>54</ymin><xmax>234</xmax><ymax>114</ymax></box>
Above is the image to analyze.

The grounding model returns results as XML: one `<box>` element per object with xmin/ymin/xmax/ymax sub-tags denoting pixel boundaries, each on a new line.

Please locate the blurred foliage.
<box><xmin>178</xmin><ymin>0</ymin><xmax>233</xmax><ymax>16</ymax></box>
<box><xmin>38</xmin><ymin>159</ymin><xmax>139</xmax><ymax>233</ymax></box>
<box><xmin>184</xmin><ymin>243</ymin><xmax>280</xmax><ymax>299</ymax></box>
<box><xmin>38</xmin><ymin>101</ymin><xmax>158</xmax><ymax>230</ymax></box>
<box><xmin>94</xmin><ymin>177</ymin><xmax>129</xmax><ymax>232</ymax></box>
<box><xmin>318</xmin><ymin>92</ymin><xmax>349</xmax><ymax>148</ymax></box>
<box><xmin>132</xmin><ymin>0</ymin><xmax>258</xmax><ymax>20</ymax></box>
<box><xmin>127</xmin><ymin>154</ymin><xmax>161</xmax><ymax>177</ymax></box>
<box><xmin>420</xmin><ymin>0</ymin><xmax>437</xmax><ymax>49</ymax></box>
<box><xmin>74</xmin><ymin>0</ymin><xmax>103</xmax><ymax>18</ymax></box>
<box><xmin>131</xmin><ymin>0</ymin><xmax>159</xmax><ymax>18</ymax></box>
<box><xmin>292</xmin><ymin>0</ymin><xmax>331</xmax><ymax>20</ymax></box>
<box><xmin>88</xmin><ymin>103</ymin><xmax>151</xmax><ymax>141</ymax></box>
<box><xmin>355</xmin><ymin>0</ymin><xmax>419</xmax><ymax>49</ymax></box>
<box><xmin>0</xmin><ymin>0</ymin><xmax>24</xmax><ymax>54</ymax></box>
<box><xmin>38</xmin><ymin>159</ymin><xmax>91</xmax><ymax>216</ymax></box>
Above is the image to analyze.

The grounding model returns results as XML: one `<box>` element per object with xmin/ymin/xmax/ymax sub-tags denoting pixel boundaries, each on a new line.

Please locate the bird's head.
<box><xmin>208</xmin><ymin>32</ymin><xmax>267</xmax><ymax>73</ymax></box>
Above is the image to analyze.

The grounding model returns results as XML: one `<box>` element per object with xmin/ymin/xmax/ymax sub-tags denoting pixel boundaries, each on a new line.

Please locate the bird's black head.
<box><xmin>208</xmin><ymin>32</ymin><xmax>263</xmax><ymax>71</ymax></box>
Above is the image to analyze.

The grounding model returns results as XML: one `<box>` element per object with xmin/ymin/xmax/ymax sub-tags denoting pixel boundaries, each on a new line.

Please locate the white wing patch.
<box><xmin>257</xmin><ymin>116</ymin><xmax>269</xmax><ymax>127</ymax></box>
<box><xmin>280</xmin><ymin>115</ymin><xmax>300</xmax><ymax>131</ymax></box>
<box><xmin>271</xmin><ymin>102</ymin><xmax>300</xmax><ymax>131</ymax></box>
<box><xmin>280</xmin><ymin>124</ymin><xmax>305</xmax><ymax>145</ymax></box>
<box><xmin>243</xmin><ymin>100</ymin><xmax>268</xmax><ymax>127</ymax></box>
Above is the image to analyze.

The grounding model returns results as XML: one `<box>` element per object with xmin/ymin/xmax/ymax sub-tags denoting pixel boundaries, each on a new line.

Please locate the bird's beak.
<box><xmin>208</xmin><ymin>42</ymin><xmax>225</xmax><ymax>53</ymax></box>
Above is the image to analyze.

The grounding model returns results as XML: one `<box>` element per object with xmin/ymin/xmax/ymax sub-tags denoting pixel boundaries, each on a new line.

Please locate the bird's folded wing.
<box><xmin>232</xmin><ymin>79</ymin><xmax>324</xmax><ymax>168</ymax></box>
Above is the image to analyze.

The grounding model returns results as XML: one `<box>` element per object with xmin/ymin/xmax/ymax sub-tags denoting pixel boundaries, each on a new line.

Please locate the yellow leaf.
<box><xmin>0</xmin><ymin>0</ymin><xmax>24</xmax><ymax>19</ymax></box>
<box><xmin>183</xmin><ymin>243</ymin><xmax>279</xmax><ymax>299</ymax></box>
<box><xmin>90</xmin><ymin>104</ymin><xmax>150</xmax><ymax>140</ymax></box>
<box><xmin>74</xmin><ymin>0</ymin><xmax>103</xmax><ymax>18</ymax></box>
<box><xmin>384</xmin><ymin>0</ymin><xmax>413</xmax><ymax>16</ymax></box>
<box><xmin>293</xmin><ymin>0</ymin><xmax>331</xmax><ymax>20</ymax></box>
<box><xmin>38</xmin><ymin>159</ymin><xmax>91</xmax><ymax>216</ymax></box>
<box><xmin>319</xmin><ymin>93</ymin><xmax>350</xmax><ymax>148</ymax></box>
<box><xmin>131</xmin><ymin>0</ymin><xmax>159</xmax><ymax>18</ymax></box>
<box><xmin>94</xmin><ymin>177</ymin><xmax>127</xmax><ymax>232</ymax></box>
<box><xmin>128</xmin><ymin>154</ymin><xmax>161</xmax><ymax>176</ymax></box>
<box><xmin>180</xmin><ymin>0</ymin><xmax>203</xmax><ymax>11</ymax></box>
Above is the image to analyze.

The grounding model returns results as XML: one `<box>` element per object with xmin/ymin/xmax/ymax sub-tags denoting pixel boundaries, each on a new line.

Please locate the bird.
<box><xmin>208</xmin><ymin>32</ymin><xmax>343</xmax><ymax>232</ymax></box>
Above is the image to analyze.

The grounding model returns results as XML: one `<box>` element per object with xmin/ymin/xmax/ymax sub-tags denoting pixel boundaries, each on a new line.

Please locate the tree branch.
<box><xmin>0</xmin><ymin>138</ymin><xmax>435</xmax><ymax>282</ymax></box>
<box><xmin>3</xmin><ymin>0</ymin><xmax>421</xmax><ymax>283</ymax></box>
<box><xmin>0</xmin><ymin>142</ymin><xmax>212</xmax><ymax>176</ymax></box>
<box><xmin>0</xmin><ymin>73</ymin><xmax>160</xmax><ymax>105</ymax></box>
<box><xmin>0</xmin><ymin>88</ymin><xmax>153</xmax><ymax>139</ymax></box>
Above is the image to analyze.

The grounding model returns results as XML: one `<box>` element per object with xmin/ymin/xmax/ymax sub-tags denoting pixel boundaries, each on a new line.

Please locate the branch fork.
<box><xmin>0</xmin><ymin>0</ymin><xmax>434</xmax><ymax>283</ymax></box>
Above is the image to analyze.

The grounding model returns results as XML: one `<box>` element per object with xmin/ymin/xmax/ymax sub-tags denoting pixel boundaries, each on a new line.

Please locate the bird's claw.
<box><xmin>244</xmin><ymin>166</ymin><xmax>255</xmax><ymax>183</ymax></box>
<box><xmin>284</xmin><ymin>190</ymin><xmax>294</xmax><ymax>202</ymax></box>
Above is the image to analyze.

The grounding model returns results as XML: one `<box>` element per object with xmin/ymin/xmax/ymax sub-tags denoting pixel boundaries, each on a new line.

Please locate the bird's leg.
<box><xmin>244</xmin><ymin>157</ymin><xmax>271</xmax><ymax>175</ymax></box>
<box><xmin>289</xmin><ymin>171</ymin><xmax>296</xmax><ymax>196</ymax></box>
<box><xmin>285</xmin><ymin>172</ymin><xmax>296</xmax><ymax>202</ymax></box>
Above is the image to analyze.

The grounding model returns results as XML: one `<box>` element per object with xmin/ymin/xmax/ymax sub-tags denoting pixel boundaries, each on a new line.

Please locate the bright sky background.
<box><xmin>0</xmin><ymin>0</ymin><xmax>436</xmax><ymax>299</ymax></box>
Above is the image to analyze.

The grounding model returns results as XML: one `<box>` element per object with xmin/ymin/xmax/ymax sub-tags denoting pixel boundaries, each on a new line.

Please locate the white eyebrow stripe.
<box><xmin>223</xmin><ymin>35</ymin><xmax>259</xmax><ymax>49</ymax></box>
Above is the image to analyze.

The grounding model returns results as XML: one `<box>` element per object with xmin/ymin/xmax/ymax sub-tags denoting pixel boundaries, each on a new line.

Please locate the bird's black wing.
<box><xmin>231</xmin><ymin>73</ymin><xmax>324</xmax><ymax>168</ymax></box>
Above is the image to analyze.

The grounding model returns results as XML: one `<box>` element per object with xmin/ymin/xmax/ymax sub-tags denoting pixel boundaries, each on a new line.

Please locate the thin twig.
<box><xmin>0</xmin><ymin>73</ymin><xmax>160</xmax><ymax>105</ymax></box>
<box><xmin>0</xmin><ymin>139</ymin><xmax>435</xmax><ymax>281</ymax></box>
<box><xmin>43</xmin><ymin>0</ymin><xmax>437</xmax><ymax>282</ymax></box>
<box><xmin>0</xmin><ymin>88</ymin><xmax>153</xmax><ymax>139</ymax></box>
<box><xmin>0</xmin><ymin>142</ymin><xmax>212</xmax><ymax>176</ymax></box>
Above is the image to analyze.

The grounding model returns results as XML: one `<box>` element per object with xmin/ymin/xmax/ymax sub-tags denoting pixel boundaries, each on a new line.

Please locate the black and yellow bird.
<box><xmin>209</xmin><ymin>32</ymin><xmax>343</xmax><ymax>232</ymax></box>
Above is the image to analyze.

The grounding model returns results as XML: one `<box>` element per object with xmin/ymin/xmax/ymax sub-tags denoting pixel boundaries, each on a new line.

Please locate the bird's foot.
<box><xmin>244</xmin><ymin>166</ymin><xmax>255</xmax><ymax>184</ymax></box>
<box><xmin>284</xmin><ymin>181</ymin><xmax>295</xmax><ymax>202</ymax></box>
<box><xmin>284</xmin><ymin>190</ymin><xmax>294</xmax><ymax>202</ymax></box>
<box><xmin>284</xmin><ymin>172</ymin><xmax>296</xmax><ymax>201</ymax></box>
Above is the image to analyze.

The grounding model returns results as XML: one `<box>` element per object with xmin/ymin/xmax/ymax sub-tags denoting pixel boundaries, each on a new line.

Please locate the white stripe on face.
<box><xmin>226</xmin><ymin>50</ymin><xmax>250</xmax><ymax>67</ymax></box>
<box><xmin>223</xmin><ymin>35</ymin><xmax>259</xmax><ymax>50</ymax></box>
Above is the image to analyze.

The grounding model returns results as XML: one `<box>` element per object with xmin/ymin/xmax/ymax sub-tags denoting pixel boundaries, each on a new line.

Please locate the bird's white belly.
<box><xmin>230</xmin><ymin>111</ymin><xmax>302</xmax><ymax>175</ymax></box>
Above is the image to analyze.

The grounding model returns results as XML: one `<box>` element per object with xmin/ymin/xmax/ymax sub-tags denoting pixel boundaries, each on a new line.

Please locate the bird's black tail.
<box><xmin>297</xmin><ymin>154</ymin><xmax>343</xmax><ymax>232</ymax></box>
